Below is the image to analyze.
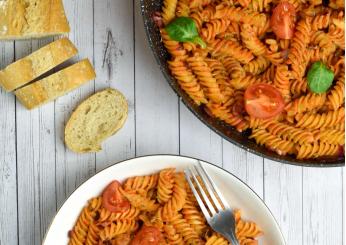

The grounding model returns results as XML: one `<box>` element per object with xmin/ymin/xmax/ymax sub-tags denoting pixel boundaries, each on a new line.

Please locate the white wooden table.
<box><xmin>0</xmin><ymin>1</ymin><xmax>344</xmax><ymax>245</ymax></box>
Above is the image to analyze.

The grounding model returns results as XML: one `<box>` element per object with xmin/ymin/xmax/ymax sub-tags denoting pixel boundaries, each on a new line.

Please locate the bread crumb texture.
<box><xmin>0</xmin><ymin>38</ymin><xmax>77</xmax><ymax>92</ymax></box>
<box><xmin>14</xmin><ymin>59</ymin><xmax>95</xmax><ymax>109</ymax></box>
<box><xmin>64</xmin><ymin>88</ymin><xmax>128</xmax><ymax>153</ymax></box>
<box><xmin>0</xmin><ymin>0</ymin><xmax>70</xmax><ymax>39</ymax></box>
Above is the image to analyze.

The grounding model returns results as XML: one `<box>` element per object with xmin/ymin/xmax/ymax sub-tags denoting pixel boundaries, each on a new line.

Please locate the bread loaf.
<box><xmin>0</xmin><ymin>0</ymin><xmax>70</xmax><ymax>40</ymax></box>
<box><xmin>64</xmin><ymin>88</ymin><xmax>128</xmax><ymax>153</ymax></box>
<box><xmin>15</xmin><ymin>59</ymin><xmax>96</xmax><ymax>110</ymax></box>
<box><xmin>0</xmin><ymin>37</ymin><xmax>77</xmax><ymax>92</ymax></box>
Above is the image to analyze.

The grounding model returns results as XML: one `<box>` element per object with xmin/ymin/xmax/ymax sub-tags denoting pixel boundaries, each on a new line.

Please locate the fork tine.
<box><xmin>189</xmin><ymin>167</ymin><xmax>217</xmax><ymax>216</ymax></box>
<box><xmin>184</xmin><ymin>169</ymin><xmax>211</xmax><ymax>220</ymax></box>
<box><xmin>194</xmin><ymin>165</ymin><xmax>224</xmax><ymax>212</ymax></box>
<box><xmin>197</xmin><ymin>161</ymin><xmax>230</xmax><ymax>209</ymax></box>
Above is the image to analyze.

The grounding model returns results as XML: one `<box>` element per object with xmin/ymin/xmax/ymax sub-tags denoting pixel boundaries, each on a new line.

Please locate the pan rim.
<box><xmin>139</xmin><ymin>0</ymin><xmax>344</xmax><ymax>167</ymax></box>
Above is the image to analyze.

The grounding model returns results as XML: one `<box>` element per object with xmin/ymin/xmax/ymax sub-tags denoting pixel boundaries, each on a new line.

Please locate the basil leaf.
<box><xmin>307</xmin><ymin>61</ymin><xmax>334</xmax><ymax>94</ymax></box>
<box><xmin>165</xmin><ymin>17</ymin><xmax>206</xmax><ymax>48</ymax></box>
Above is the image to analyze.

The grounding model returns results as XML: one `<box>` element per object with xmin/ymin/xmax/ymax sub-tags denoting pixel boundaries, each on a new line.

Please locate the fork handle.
<box><xmin>222</xmin><ymin>231</ymin><xmax>240</xmax><ymax>245</ymax></box>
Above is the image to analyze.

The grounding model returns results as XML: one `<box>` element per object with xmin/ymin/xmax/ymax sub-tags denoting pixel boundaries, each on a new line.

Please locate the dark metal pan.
<box><xmin>140</xmin><ymin>0</ymin><xmax>344</xmax><ymax>167</ymax></box>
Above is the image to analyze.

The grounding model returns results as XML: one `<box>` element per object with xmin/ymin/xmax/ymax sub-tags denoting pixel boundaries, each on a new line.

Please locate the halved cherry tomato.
<box><xmin>244</xmin><ymin>83</ymin><xmax>285</xmax><ymax>119</ymax></box>
<box><xmin>271</xmin><ymin>2</ymin><xmax>296</xmax><ymax>39</ymax></box>
<box><xmin>102</xmin><ymin>180</ymin><xmax>130</xmax><ymax>213</ymax></box>
<box><xmin>131</xmin><ymin>226</ymin><xmax>163</xmax><ymax>245</ymax></box>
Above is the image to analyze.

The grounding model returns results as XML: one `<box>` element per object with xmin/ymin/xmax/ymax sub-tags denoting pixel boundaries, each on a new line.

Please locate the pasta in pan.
<box><xmin>157</xmin><ymin>0</ymin><xmax>345</xmax><ymax>160</ymax></box>
<box><xmin>68</xmin><ymin>168</ymin><xmax>262</xmax><ymax>244</ymax></box>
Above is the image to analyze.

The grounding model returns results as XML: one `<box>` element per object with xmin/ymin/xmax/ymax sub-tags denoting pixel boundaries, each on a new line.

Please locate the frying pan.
<box><xmin>140</xmin><ymin>0</ymin><xmax>344</xmax><ymax>167</ymax></box>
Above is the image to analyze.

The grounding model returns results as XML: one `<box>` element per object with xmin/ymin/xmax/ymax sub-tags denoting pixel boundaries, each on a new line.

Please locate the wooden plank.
<box><xmin>94</xmin><ymin>0</ymin><xmax>135</xmax><ymax>171</ymax></box>
<box><xmin>55</xmin><ymin>0</ymin><xmax>96</xmax><ymax>208</ymax></box>
<box><xmin>223</xmin><ymin>141</ymin><xmax>264</xmax><ymax>197</ymax></box>
<box><xmin>180</xmin><ymin>103</ymin><xmax>223</xmax><ymax>166</ymax></box>
<box><xmin>15</xmin><ymin>38</ymin><xmax>56</xmax><ymax>244</ymax></box>
<box><xmin>303</xmin><ymin>168</ymin><xmax>343</xmax><ymax>245</ymax></box>
<box><xmin>0</xmin><ymin>41</ymin><xmax>17</xmax><ymax>245</ymax></box>
<box><xmin>264</xmin><ymin>160</ymin><xmax>303</xmax><ymax>245</ymax></box>
<box><xmin>134</xmin><ymin>0</ymin><xmax>179</xmax><ymax>156</ymax></box>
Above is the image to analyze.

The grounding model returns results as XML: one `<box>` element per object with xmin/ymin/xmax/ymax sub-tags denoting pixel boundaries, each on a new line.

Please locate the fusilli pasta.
<box><xmin>158</xmin><ymin>0</ymin><xmax>344</xmax><ymax>160</ymax></box>
<box><xmin>68</xmin><ymin>169</ymin><xmax>262</xmax><ymax>244</ymax></box>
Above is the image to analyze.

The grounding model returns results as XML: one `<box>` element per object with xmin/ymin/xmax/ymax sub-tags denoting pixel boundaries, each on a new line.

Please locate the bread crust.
<box><xmin>14</xmin><ymin>59</ymin><xmax>96</xmax><ymax>109</ymax></box>
<box><xmin>0</xmin><ymin>37</ymin><xmax>77</xmax><ymax>92</ymax></box>
<box><xmin>64</xmin><ymin>88</ymin><xmax>128</xmax><ymax>153</ymax></box>
<box><xmin>0</xmin><ymin>0</ymin><xmax>70</xmax><ymax>40</ymax></box>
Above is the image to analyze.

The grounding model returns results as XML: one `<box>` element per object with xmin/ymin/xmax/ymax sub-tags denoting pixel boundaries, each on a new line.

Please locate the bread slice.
<box><xmin>64</xmin><ymin>88</ymin><xmax>128</xmax><ymax>153</ymax></box>
<box><xmin>14</xmin><ymin>59</ymin><xmax>96</xmax><ymax>110</ymax></box>
<box><xmin>0</xmin><ymin>38</ymin><xmax>78</xmax><ymax>92</ymax></box>
<box><xmin>0</xmin><ymin>0</ymin><xmax>70</xmax><ymax>40</ymax></box>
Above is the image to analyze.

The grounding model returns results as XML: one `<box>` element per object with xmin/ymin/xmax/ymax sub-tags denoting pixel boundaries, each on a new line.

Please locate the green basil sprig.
<box><xmin>307</xmin><ymin>61</ymin><xmax>334</xmax><ymax>94</ymax></box>
<box><xmin>165</xmin><ymin>17</ymin><xmax>206</xmax><ymax>48</ymax></box>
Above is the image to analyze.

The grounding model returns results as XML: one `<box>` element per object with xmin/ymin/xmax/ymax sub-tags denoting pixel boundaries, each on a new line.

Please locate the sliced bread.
<box><xmin>64</xmin><ymin>88</ymin><xmax>128</xmax><ymax>153</ymax></box>
<box><xmin>0</xmin><ymin>37</ymin><xmax>78</xmax><ymax>92</ymax></box>
<box><xmin>14</xmin><ymin>59</ymin><xmax>96</xmax><ymax>110</ymax></box>
<box><xmin>0</xmin><ymin>0</ymin><xmax>70</xmax><ymax>40</ymax></box>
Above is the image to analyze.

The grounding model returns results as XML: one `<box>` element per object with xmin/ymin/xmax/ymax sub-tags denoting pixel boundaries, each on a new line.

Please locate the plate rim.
<box><xmin>42</xmin><ymin>154</ymin><xmax>286</xmax><ymax>245</ymax></box>
<box><xmin>139</xmin><ymin>0</ymin><xmax>344</xmax><ymax>167</ymax></box>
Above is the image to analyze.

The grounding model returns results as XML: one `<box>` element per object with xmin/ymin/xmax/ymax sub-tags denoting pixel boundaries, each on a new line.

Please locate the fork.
<box><xmin>184</xmin><ymin>161</ymin><xmax>240</xmax><ymax>245</ymax></box>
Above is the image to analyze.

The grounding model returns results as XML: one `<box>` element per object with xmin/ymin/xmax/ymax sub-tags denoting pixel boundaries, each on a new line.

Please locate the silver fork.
<box><xmin>184</xmin><ymin>161</ymin><xmax>240</xmax><ymax>245</ymax></box>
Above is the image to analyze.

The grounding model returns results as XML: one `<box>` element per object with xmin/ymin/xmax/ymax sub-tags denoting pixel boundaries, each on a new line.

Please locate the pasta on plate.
<box><xmin>68</xmin><ymin>168</ymin><xmax>262</xmax><ymax>244</ymax></box>
<box><xmin>158</xmin><ymin>0</ymin><xmax>345</xmax><ymax>160</ymax></box>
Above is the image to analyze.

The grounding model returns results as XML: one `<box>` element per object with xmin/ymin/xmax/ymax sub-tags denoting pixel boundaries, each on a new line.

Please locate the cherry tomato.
<box><xmin>131</xmin><ymin>226</ymin><xmax>163</xmax><ymax>245</ymax></box>
<box><xmin>271</xmin><ymin>2</ymin><xmax>296</xmax><ymax>39</ymax></box>
<box><xmin>244</xmin><ymin>83</ymin><xmax>285</xmax><ymax>119</ymax></box>
<box><xmin>102</xmin><ymin>180</ymin><xmax>130</xmax><ymax>213</ymax></box>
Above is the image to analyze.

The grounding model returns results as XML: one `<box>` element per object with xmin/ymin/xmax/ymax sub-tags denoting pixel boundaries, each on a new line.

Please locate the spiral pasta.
<box><xmin>241</xmin><ymin>24</ymin><xmax>267</xmax><ymax>56</ymax></box>
<box><xmin>209</xmin><ymin>39</ymin><xmax>254</xmax><ymax>64</ymax></box>
<box><xmin>326</xmin><ymin>70</ymin><xmax>345</xmax><ymax>110</ymax></box>
<box><xmin>250</xmin><ymin>128</ymin><xmax>296</xmax><ymax>155</ymax></box>
<box><xmin>123</xmin><ymin>173</ymin><xmax>159</xmax><ymax>194</ymax></box>
<box><xmin>296</xmin><ymin>142</ymin><xmax>339</xmax><ymax>159</ymax></box>
<box><xmin>69</xmin><ymin>168</ymin><xmax>262</xmax><ymax>244</ymax></box>
<box><xmin>205</xmin><ymin>210</ymin><xmax>262</xmax><ymax>245</ymax></box>
<box><xmin>295</xmin><ymin>107</ymin><xmax>345</xmax><ymax>129</ymax></box>
<box><xmin>285</xmin><ymin>93</ymin><xmax>327</xmax><ymax>116</ymax></box>
<box><xmin>99</xmin><ymin>220</ymin><xmax>138</xmax><ymax>241</ymax></box>
<box><xmin>288</xmin><ymin>18</ymin><xmax>312</xmax><ymax>80</ymax></box>
<box><xmin>162</xmin><ymin>0</ymin><xmax>178</xmax><ymax>25</ymax></box>
<box><xmin>244</xmin><ymin>56</ymin><xmax>271</xmax><ymax>75</ymax></box>
<box><xmin>187</xmin><ymin>55</ymin><xmax>225</xmax><ymax>103</ymax></box>
<box><xmin>168</xmin><ymin>59</ymin><xmax>208</xmax><ymax>105</ymax></box>
<box><xmin>159</xmin><ymin>0</ymin><xmax>345</xmax><ymax>160</ymax></box>
<box><xmin>313</xmin><ymin>129</ymin><xmax>345</xmax><ymax>145</ymax></box>
<box><xmin>290</xmin><ymin>79</ymin><xmax>308</xmax><ymax>97</ymax></box>
<box><xmin>274</xmin><ymin>65</ymin><xmax>291</xmax><ymax>101</ymax></box>
<box><xmin>311</xmin><ymin>11</ymin><xmax>331</xmax><ymax>30</ymax></box>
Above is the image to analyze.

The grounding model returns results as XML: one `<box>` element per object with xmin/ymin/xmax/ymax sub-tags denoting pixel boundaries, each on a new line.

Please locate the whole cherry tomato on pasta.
<box><xmin>102</xmin><ymin>180</ymin><xmax>130</xmax><ymax>213</ymax></box>
<box><xmin>271</xmin><ymin>2</ymin><xmax>296</xmax><ymax>39</ymax></box>
<box><xmin>131</xmin><ymin>226</ymin><xmax>163</xmax><ymax>245</ymax></box>
<box><xmin>244</xmin><ymin>83</ymin><xmax>285</xmax><ymax>119</ymax></box>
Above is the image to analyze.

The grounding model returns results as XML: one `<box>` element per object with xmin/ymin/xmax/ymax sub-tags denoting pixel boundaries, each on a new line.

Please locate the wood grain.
<box><xmin>223</xmin><ymin>141</ymin><xmax>264</xmax><ymax>197</ymax></box>
<box><xmin>55</xmin><ymin>0</ymin><xmax>96</xmax><ymax>209</ymax></box>
<box><xmin>15</xmin><ymin>38</ymin><xmax>57</xmax><ymax>245</ymax></box>
<box><xmin>94</xmin><ymin>0</ymin><xmax>135</xmax><ymax>170</ymax></box>
<box><xmin>303</xmin><ymin>168</ymin><xmax>343</xmax><ymax>245</ymax></box>
<box><xmin>180</xmin><ymin>103</ymin><xmax>223</xmax><ymax>166</ymax></box>
<box><xmin>0</xmin><ymin>1</ymin><xmax>343</xmax><ymax>245</ymax></box>
<box><xmin>0</xmin><ymin>41</ymin><xmax>17</xmax><ymax>245</ymax></box>
<box><xmin>134</xmin><ymin>0</ymin><xmax>179</xmax><ymax>156</ymax></box>
<box><xmin>264</xmin><ymin>160</ymin><xmax>303</xmax><ymax>245</ymax></box>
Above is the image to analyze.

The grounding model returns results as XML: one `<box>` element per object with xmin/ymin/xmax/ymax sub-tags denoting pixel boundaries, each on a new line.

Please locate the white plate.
<box><xmin>43</xmin><ymin>155</ymin><xmax>286</xmax><ymax>245</ymax></box>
